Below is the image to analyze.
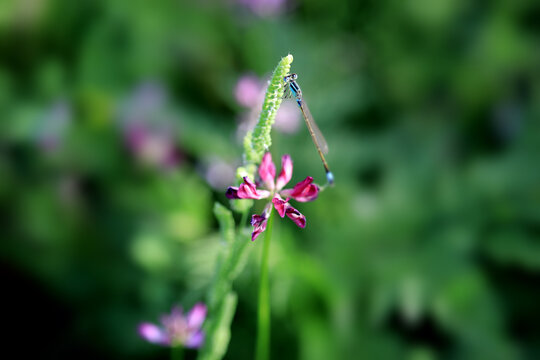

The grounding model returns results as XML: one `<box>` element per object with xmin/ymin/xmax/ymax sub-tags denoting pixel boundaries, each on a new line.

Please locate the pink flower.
<box><xmin>226</xmin><ymin>153</ymin><xmax>320</xmax><ymax>240</ymax></box>
<box><xmin>138</xmin><ymin>303</ymin><xmax>207</xmax><ymax>348</ymax></box>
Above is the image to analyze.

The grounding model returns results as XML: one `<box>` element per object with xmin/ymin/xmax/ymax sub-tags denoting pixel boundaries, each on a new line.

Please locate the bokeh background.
<box><xmin>1</xmin><ymin>0</ymin><xmax>539</xmax><ymax>359</ymax></box>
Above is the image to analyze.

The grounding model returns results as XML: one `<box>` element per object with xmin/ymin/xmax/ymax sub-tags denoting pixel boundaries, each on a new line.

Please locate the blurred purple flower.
<box><xmin>119</xmin><ymin>82</ymin><xmax>181</xmax><ymax>169</ymax></box>
<box><xmin>202</xmin><ymin>157</ymin><xmax>236</xmax><ymax>190</ymax></box>
<box><xmin>37</xmin><ymin>100</ymin><xmax>71</xmax><ymax>152</ymax></box>
<box><xmin>238</xmin><ymin>0</ymin><xmax>288</xmax><ymax>17</ymax></box>
<box><xmin>122</xmin><ymin>82</ymin><xmax>167</xmax><ymax>123</ymax></box>
<box><xmin>124</xmin><ymin>123</ymin><xmax>180</xmax><ymax>168</ymax></box>
<box><xmin>234</xmin><ymin>74</ymin><xmax>301</xmax><ymax>141</ymax></box>
<box><xmin>138</xmin><ymin>303</ymin><xmax>207</xmax><ymax>348</ymax></box>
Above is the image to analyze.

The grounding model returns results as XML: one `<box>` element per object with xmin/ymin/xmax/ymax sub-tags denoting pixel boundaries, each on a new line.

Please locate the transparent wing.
<box><xmin>282</xmin><ymin>84</ymin><xmax>294</xmax><ymax>99</ymax></box>
<box><xmin>299</xmin><ymin>99</ymin><xmax>329</xmax><ymax>155</ymax></box>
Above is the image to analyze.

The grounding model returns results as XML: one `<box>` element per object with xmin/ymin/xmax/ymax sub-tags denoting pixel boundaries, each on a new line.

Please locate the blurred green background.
<box><xmin>1</xmin><ymin>0</ymin><xmax>539</xmax><ymax>359</ymax></box>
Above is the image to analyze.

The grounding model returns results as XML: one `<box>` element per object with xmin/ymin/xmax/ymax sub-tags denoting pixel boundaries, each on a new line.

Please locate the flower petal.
<box><xmin>237</xmin><ymin>177</ymin><xmax>271</xmax><ymax>199</ymax></box>
<box><xmin>259</xmin><ymin>152</ymin><xmax>276</xmax><ymax>190</ymax></box>
<box><xmin>225</xmin><ymin>187</ymin><xmax>240</xmax><ymax>199</ymax></box>
<box><xmin>271</xmin><ymin>194</ymin><xmax>289</xmax><ymax>218</ymax></box>
<box><xmin>185</xmin><ymin>330</ymin><xmax>205</xmax><ymax>349</ymax></box>
<box><xmin>160</xmin><ymin>306</ymin><xmax>186</xmax><ymax>335</ymax></box>
<box><xmin>271</xmin><ymin>195</ymin><xmax>306</xmax><ymax>228</ymax></box>
<box><xmin>275</xmin><ymin>155</ymin><xmax>293</xmax><ymax>190</ymax></box>
<box><xmin>186</xmin><ymin>303</ymin><xmax>207</xmax><ymax>330</ymax></box>
<box><xmin>138</xmin><ymin>323</ymin><xmax>170</xmax><ymax>345</ymax></box>
<box><xmin>285</xmin><ymin>205</ymin><xmax>306</xmax><ymax>228</ymax></box>
<box><xmin>251</xmin><ymin>213</ymin><xmax>269</xmax><ymax>241</ymax></box>
<box><xmin>280</xmin><ymin>176</ymin><xmax>319</xmax><ymax>202</ymax></box>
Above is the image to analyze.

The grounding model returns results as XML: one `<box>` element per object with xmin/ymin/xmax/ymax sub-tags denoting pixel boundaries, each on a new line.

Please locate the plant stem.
<box><xmin>256</xmin><ymin>210</ymin><xmax>274</xmax><ymax>360</ymax></box>
<box><xmin>240</xmin><ymin>210</ymin><xmax>249</xmax><ymax>230</ymax></box>
<box><xmin>171</xmin><ymin>346</ymin><xmax>183</xmax><ymax>360</ymax></box>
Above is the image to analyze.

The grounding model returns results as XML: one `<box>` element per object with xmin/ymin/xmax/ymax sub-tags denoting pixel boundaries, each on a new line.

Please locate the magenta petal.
<box><xmin>275</xmin><ymin>154</ymin><xmax>293</xmax><ymax>190</ymax></box>
<box><xmin>185</xmin><ymin>330</ymin><xmax>205</xmax><ymax>349</ymax></box>
<box><xmin>280</xmin><ymin>176</ymin><xmax>319</xmax><ymax>202</ymax></box>
<box><xmin>259</xmin><ymin>152</ymin><xmax>276</xmax><ymax>190</ymax></box>
<box><xmin>138</xmin><ymin>323</ymin><xmax>169</xmax><ymax>345</ymax></box>
<box><xmin>285</xmin><ymin>206</ymin><xmax>306</xmax><ymax>228</ymax></box>
<box><xmin>225</xmin><ymin>187</ymin><xmax>240</xmax><ymax>199</ymax></box>
<box><xmin>237</xmin><ymin>177</ymin><xmax>271</xmax><ymax>199</ymax></box>
<box><xmin>272</xmin><ymin>195</ymin><xmax>306</xmax><ymax>228</ymax></box>
<box><xmin>271</xmin><ymin>194</ymin><xmax>289</xmax><ymax>218</ymax></box>
<box><xmin>186</xmin><ymin>303</ymin><xmax>207</xmax><ymax>329</ymax></box>
<box><xmin>251</xmin><ymin>213</ymin><xmax>269</xmax><ymax>241</ymax></box>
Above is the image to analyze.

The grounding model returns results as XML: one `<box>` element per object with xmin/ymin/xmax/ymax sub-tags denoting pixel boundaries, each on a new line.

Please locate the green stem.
<box><xmin>256</xmin><ymin>210</ymin><xmax>274</xmax><ymax>360</ymax></box>
<box><xmin>171</xmin><ymin>345</ymin><xmax>183</xmax><ymax>360</ymax></box>
<box><xmin>240</xmin><ymin>210</ymin><xmax>249</xmax><ymax>230</ymax></box>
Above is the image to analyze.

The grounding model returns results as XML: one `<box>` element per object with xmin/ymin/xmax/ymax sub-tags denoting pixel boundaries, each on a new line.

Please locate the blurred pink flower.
<box><xmin>138</xmin><ymin>303</ymin><xmax>207</xmax><ymax>348</ymax></box>
<box><xmin>274</xmin><ymin>101</ymin><xmax>301</xmax><ymax>134</ymax></box>
<box><xmin>234</xmin><ymin>74</ymin><xmax>263</xmax><ymax>108</ymax></box>
<box><xmin>124</xmin><ymin>123</ymin><xmax>179</xmax><ymax>169</ymax></box>
<box><xmin>119</xmin><ymin>82</ymin><xmax>181</xmax><ymax>169</ymax></box>
<box><xmin>234</xmin><ymin>74</ymin><xmax>301</xmax><ymax>141</ymax></box>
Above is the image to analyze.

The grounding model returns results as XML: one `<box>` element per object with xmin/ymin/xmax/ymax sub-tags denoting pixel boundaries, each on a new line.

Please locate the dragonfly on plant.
<box><xmin>283</xmin><ymin>73</ymin><xmax>334</xmax><ymax>185</ymax></box>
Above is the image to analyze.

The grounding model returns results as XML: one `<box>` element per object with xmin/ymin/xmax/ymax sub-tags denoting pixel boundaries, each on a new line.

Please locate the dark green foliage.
<box><xmin>1</xmin><ymin>0</ymin><xmax>539</xmax><ymax>359</ymax></box>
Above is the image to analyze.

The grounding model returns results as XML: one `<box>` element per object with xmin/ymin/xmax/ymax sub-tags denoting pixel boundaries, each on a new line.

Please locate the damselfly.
<box><xmin>283</xmin><ymin>73</ymin><xmax>334</xmax><ymax>185</ymax></box>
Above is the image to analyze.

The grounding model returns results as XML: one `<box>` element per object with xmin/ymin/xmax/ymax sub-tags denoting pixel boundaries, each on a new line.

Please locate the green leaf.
<box><xmin>198</xmin><ymin>203</ymin><xmax>252</xmax><ymax>360</ymax></box>
<box><xmin>214</xmin><ymin>202</ymin><xmax>235</xmax><ymax>245</ymax></box>
<box><xmin>198</xmin><ymin>292</ymin><xmax>238</xmax><ymax>360</ymax></box>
